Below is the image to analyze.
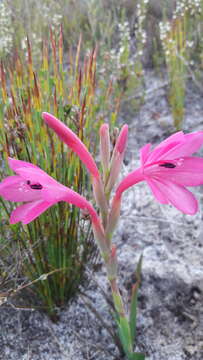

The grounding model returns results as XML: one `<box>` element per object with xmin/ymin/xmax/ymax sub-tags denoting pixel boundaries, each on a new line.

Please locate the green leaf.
<box><xmin>117</xmin><ymin>316</ymin><xmax>132</xmax><ymax>357</ymax></box>
<box><xmin>129</xmin><ymin>352</ymin><xmax>145</xmax><ymax>360</ymax></box>
<box><xmin>135</xmin><ymin>255</ymin><xmax>143</xmax><ymax>278</ymax></box>
<box><xmin>129</xmin><ymin>255</ymin><xmax>143</xmax><ymax>343</ymax></box>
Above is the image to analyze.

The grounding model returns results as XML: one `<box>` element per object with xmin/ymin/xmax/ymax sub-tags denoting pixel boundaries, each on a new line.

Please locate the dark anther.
<box><xmin>30</xmin><ymin>183</ymin><xmax>43</xmax><ymax>190</ymax></box>
<box><xmin>27</xmin><ymin>180</ymin><xmax>42</xmax><ymax>190</ymax></box>
<box><xmin>159</xmin><ymin>162</ymin><xmax>176</xmax><ymax>168</ymax></box>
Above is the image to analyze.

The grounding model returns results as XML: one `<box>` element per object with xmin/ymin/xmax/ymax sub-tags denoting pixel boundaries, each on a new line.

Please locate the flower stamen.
<box><xmin>159</xmin><ymin>162</ymin><xmax>176</xmax><ymax>168</ymax></box>
<box><xmin>27</xmin><ymin>180</ymin><xmax>43</xmax><ymax>190</ymax></box>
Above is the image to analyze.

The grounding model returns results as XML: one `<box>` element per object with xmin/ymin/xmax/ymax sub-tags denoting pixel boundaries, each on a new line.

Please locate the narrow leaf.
<box><xmin>130</xmin><ymin>352</ymin><xmax>145</xmax><ymax>360</ymax></box>
<box><xmin>117</xmin><ymin>316</ymin><xmax>132</xmax><ymax>357</ymax></box>
<box><xmin>129</xmin><ymin>255</ymin><xmax>143</xmax><ymax>343</ymax></box>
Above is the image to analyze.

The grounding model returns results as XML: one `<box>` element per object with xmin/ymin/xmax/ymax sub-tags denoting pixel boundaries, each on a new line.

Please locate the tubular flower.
<box><xmin>115</xmin><ymin>131</ymin><xmax>203</xmax><ymax>215</ymax></box>
<box><xmin>42</xmin><ymin>112</ymin><xmax>99</xmax><ymax>178</ymax></box>
<box><xmin>42</xmin><ymin>112</ymin><xmax>108</xmax><ymax>222</ymax></box>
<box><xmin>0</xmin><ymin>158</ymin><xmax>101</xmax><ymax>227</ymax></box>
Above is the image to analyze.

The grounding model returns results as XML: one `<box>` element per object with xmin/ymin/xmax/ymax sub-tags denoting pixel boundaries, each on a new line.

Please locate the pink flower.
<box><xmin>0</xmin><ymin>158</ymin><xmax>100</xmax><ymax>225</ymax></box>
<box><xmin>42</xmin><ymin>112</ymin><xmax>108</xmax><ymax>219</ymax></box>
<box><xmin>42</xmin><ymin>112</ymin><xmax>99</xmax><ymax>178</ymax></box>
<box><xmin>115</xmin><ymin>131</ymin><xmax>203</xmax><ymax>215</ymax></box>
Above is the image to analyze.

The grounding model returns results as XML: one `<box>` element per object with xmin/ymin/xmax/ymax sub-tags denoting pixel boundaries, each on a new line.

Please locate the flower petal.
<box><xmin>42</xmin><ymin>184</ymin><xmax>72</xmax><ymax>202</ymax></box>
<box><xmin>42</xmin><ymin>112</ymin><xmax>100</xmax><ymax>178</ymax></box>
<box><xmin>150</xmin><ymin>157</ymin><xmax>203</xmax><ymax>186</ymax></box>
<box><xmin>158</xmin><ymin>131</ymin><xmax>203</xmax><ymax>161</ymax></box>
<box><xmin>0</xmin><ymin>176</ymin><xmax>41</xmax><ymax>202</ymax></box>
<box><xmin>146</xmin><ymin>178</ymin><xmax>198</xmax><ymax>214</ymax></box>
<box><xmin>146</xmin><ymin>140</ymin><xmax>183</xmax><ymax>164</ymax></box>
<box><xmin>140</xmin><ymin>143</ymin><xmax>151</xmax><ymax>165</ymax></box>
<box><xmin>145</xmin><ymin>131</ymin><xmax>203</xmax><ymax>164</ymax></box>
<box><xmin>146</xmin><ymin>178</ymin><xmax>168</xmax><ymax>204</ymax></box>
<box><xmin>8</xmin><ymin>157</ymin><xmax>40</xmax><ymax>172</ymax></box>
<box><xmin>43</xmin><ymin>185</ymin><xmax>98</xmax><ymax>222</ymax></box>
<box><xmin>154</xmin><ymin>131</ymin><xmax>184</xmax><ymax>147</ymax></box>
<box><xmin>114</xmin><ymin>125</ymin><xmax>128</xmax><ymax>154</ymax></box>
<box><xmin>14</xmin><ymin>167</ymin><xmax>58</xmax><ymax>186</ymax></box>
<box><xmin>10</xmin><ymin>200</ymin><xmax>55</xmax><ymax>224</ymax></box>
<box><xmin>146</xmin><ymin>132</ymin><xmax>184</xmax><ymax>163</ymax></box>
<box><xmin>115</xmin><ymin>168</ymin><xmax>144</xmax><ymax>197</ymax></box>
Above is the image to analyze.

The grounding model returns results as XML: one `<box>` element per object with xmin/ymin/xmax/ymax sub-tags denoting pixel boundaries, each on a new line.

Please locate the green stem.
<box><xmin>109</xmin><ymin>276</ymin><xmax>133</xmax><ymax>356</ymax></box>
<box><xmin>110</xmin><ymin>277</ymin><xmax>126</xmax><ymax>318</ymax></box>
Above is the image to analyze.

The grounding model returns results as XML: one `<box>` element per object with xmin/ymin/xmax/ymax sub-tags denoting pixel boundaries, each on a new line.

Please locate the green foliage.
<box><xmin>160</xmin><ymin>16</ymin><xmax>187</xmax><ymax>130</ymax></box>
<box><xmin>129</xmin><ymin>255</ymin><xmax>143</xmax><ymax>344</ymax></box>
<box><xmin>112</xmin><ymin>256</ymin><xmax>143</xmax><ymax>359</ymax></box>
<box><xmin>0</xmin><ymin>0</ymin><xmax>202</xmax><ymax>126</ymax></box>
<box><xmin>117</xmin><ymin>316</ymin><xmax>133</xmax><ymax>356</ymax></box>
<box><xmin>160</xmin><ymin>1</ymin><xmax>202</xmax><ymax>130</ymax></box>
<box><xmin>130</xmin><ymin>352</ymin><xmax>145</xmax><ymax>360</ymax></box>
<box><xmin>0</xmin><ymin>0</ymin><xmax>148</xmax><ymax>112</ymax></box>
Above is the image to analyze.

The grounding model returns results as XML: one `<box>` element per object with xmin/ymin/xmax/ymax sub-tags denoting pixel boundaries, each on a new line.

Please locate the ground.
<box><xmin>0</xmin><ymin>71</ymin><xmax>203</xmax><ymax>360</ymax></box>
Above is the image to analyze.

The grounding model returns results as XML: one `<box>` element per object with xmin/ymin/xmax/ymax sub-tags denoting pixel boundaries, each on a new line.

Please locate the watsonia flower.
<box><xmin>42</xmin><ymin>112</ymin><xmax>108</xmax><ymax>222</ymax></box>
<box><xmin>42</xmin><ymin>112</ymin><xmax>99</xmax><ymax>178</ymax></box>
<box><xmin>115</xmin><ymin>131</ymin><xmax>203</xmax><ymax>215</ymax></box>
<box><xmin>107</xmin><ymin>131</ymin><xmax>203</xmax><ymax>237</ymax></box>
<box><xmin>0</xmin><ymin>158</ymin><xmax>100</xmax><ymax>227</ymax></box>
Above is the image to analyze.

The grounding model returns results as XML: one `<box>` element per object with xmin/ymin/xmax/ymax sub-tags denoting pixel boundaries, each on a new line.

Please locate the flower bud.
<box><xmin>106</xmin><ymin>125</ymin><xmax>128</xmax><ymax>195</ymax></box>
<box><xmin>100</xmin><ymin>124</ymin><xmax>110</xmax><ymax>180</ymax></box>
<box><xmin>106</xmin><ymin>244</ymin><xmax>118</xmax><ymax>280</ymax></box>
<box><xmin>106</xmin><ymin>194</ymin><xmax>121</xmax><ymax>241</ymax></box>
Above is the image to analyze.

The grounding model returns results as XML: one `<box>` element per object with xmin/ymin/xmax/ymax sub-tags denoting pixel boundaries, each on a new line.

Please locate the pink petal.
<box><xmin>146</xmin><ymin>140</ymin><xmax>183</xmax><ymax>164</ymax></box>
<box><xmin>115</xmin><ymin>168</ymin><xmax>144</xmax><ymax>197</ymax></box>
<box><xmin>145</xmin><ymin>132</ymin><xmax>184</xmax><ymax>163</ymax></box>
<box><xmin>43</xmin><ymin>186</ymin><xmax>98</xmax><ymax>221</ymax></box>
<box><xmin>146</xmin><ymin>178</ymin><xmax>168</xmax><ymax>204</ymax></box>
<box><xmin>0</xmin><ymin>176</ymin><xmax>41</xmax><ymax>202</ymax></box>
<box><xmin>150</xmin><ymin>157</ymin><xmax>203</xmax><ymax>186</ymax></box>
<box><xmin>146</xmin><ymin>178</ymin><xmax>198</xmax><ymax>215</ymax></box>
<box><xmin>114</xmin><ymin>125</ymin><xmax>128</xmax><ymax>154</ymax></box>
<box><xmin>8</xmin><ymin>157</ymin><xmax>40</xmax><ymax>172</ymax></box>
<box><xmin>42</xmin><ymin>112</ymin><xmax>99</xmax><ymax>178</ymax></box>
<box><xmin>17</xmin><ymin>169</ymin><xmax>68</xmax><ymax>202</ymax></box>
<box><xmin>10</xmin><ymin>200</ymin><xmax>55</xmax><ymax>224</ymax></box>
<box><xmin>41</xmin><ymin>184</ymin><xmax>71</xmax><ymax>202</ymax></box>
<box><xmin>140</xmin><ymin>144</ymin><xmax>151</xmax><ymax>165</ymax></box>
<box><xmin>157</xmin><ymin>131</ymin><xmax>203</xmax><ymax>161</ymax></box>
<box><xmin>14</xmin><ymin>167</ymin><xmax>57</xmax><ymax>186</ymax></box>
<box><xmin>154</xmin><ymin>131</ymin><xmax>184</xmax><ymax>147</ymax></box>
